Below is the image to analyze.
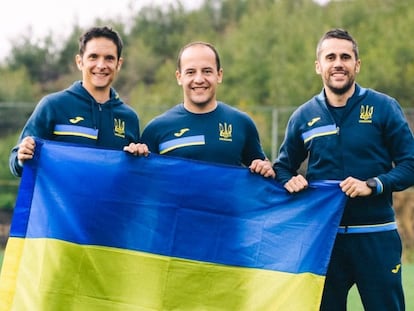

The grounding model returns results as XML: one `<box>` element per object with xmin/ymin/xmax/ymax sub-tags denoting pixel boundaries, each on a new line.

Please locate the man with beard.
<box><xmin>274</xmin><ymin>28</ymin><xmax>414</xmax><ymax>310</ymax></box>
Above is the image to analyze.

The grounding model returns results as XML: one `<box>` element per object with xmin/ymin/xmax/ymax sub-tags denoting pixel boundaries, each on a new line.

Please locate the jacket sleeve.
<box><xmin>273</xmin><ymin>112</ymin><xmax>308</xmax><ymax>185</ymax></box>
<box><xmin>377</xmin><ymin>98</ymin><xmax>414</xmax><ymax>192</ymax></box>
<box><xmin>9</xmin><ymin>145</ymin><xmax>23</xmax><ymax>177</ymax></box>
<box><xmin>8</xmin><ymin>97</ymin><xmax>54</xmax><ymax>177</ymax></box>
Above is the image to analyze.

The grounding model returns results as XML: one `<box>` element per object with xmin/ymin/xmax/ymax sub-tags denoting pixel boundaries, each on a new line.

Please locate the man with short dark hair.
<box><xmin>274</xmin><ymin>28</ymin><xmax>414</xmax><ymax>310</ymax></box>
<box><xmin>10</xmin><ymin>26</ymin><xmax>148</xmax><ymax>177</ymax></box>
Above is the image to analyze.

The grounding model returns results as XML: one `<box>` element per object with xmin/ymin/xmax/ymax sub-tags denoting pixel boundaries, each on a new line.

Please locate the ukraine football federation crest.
<box><xmin>359</xmin><ymin>105</ymin><xmax>373</xmax><ymax>123</ymax></box>
<box><xmin>114</xmin><ymin>118</ymin><xmax>125</xmax><ymax>138</ymax></box>
<box><xmin>219</xmin><ymin>122</ymin><xmax>232</xmax><ymax>141</ymax></box>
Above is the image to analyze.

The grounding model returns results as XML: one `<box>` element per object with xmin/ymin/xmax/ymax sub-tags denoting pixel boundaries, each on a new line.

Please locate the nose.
<box><xmin>96</xmin><ymin>57</ymin><xmax>106</xmax><ymax>69</ymax></box>
<box><xmin>193</xmin><ymin>72</ymin><xmax>204</xmax><ymax>83</ymax></box>
<box><xmin>333</xmin><ymin>57</ymin><xmax>344</xmax><ymax>68</ymax></box>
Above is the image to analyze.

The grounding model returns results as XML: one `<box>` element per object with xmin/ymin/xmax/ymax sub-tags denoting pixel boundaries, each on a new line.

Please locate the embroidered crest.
<box><xmin>219</xmin><ymin>122</ymin><xmax>232</xmax><ymax>141</ymax></box>
<box><xmin>114</xmin><ymin>118</ymin><xmax>125</xmax><ymax>138</ymax></box>
<box><xmin>359</xmin><ymin>105</ymin><xmax>373</xmax><ymax>123</ymax></box>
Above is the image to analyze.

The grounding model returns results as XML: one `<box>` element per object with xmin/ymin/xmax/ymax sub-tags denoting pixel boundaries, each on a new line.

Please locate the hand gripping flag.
<box><xmin>0</xmin><ymin>139</ymin><xmax>346</xmax><ymax>311</ymax></box>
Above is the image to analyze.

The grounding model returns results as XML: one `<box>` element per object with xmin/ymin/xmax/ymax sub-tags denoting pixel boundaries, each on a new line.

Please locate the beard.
<box><xmin>326</xmin><ymin>76</ymin><xmax>355</xmax><ymax>95</ymax></box>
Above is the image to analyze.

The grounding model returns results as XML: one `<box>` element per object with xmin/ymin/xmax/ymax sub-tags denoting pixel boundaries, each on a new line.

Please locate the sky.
<box><xmin>0</xmin><ymin>0</ymin><xmax>203</xmax><ymax>61</ymax></box>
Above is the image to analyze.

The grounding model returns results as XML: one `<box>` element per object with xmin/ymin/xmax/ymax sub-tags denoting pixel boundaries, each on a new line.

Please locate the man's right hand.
<box><xmin>284</xmin><ymin>174</ymin><xmax>308</xmax><ymax>193</ymax></box>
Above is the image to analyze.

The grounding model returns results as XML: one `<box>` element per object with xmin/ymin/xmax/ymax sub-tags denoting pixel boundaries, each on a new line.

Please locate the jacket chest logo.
<box><xmin>359</xmin><ymin>105</ymin><xmax>373</xmax><ymax>123</ymax></box>
<box><xmin>69</xmin><ymin>116</ymin><xmax>84</xmax><ymax>124</ymax></box>
<box><xmin>219</xmin><ymin>122</ymin><xmax>232</xmax><ymax>141</ymax></box>
<box><xmin>114</xmin><ymin>118</ymin><xmax>125</xmax><ymax>138</ymax></box>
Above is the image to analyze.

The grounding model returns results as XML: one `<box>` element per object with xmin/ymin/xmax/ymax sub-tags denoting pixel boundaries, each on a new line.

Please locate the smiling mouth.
<box><xmin>332</xmin><ymin>71</ymin><xmax>346</xmax><ymax>75</ymax></box>
<box><xmin>191</xmin><ymin>87</ymin><xmax>209</xmax><ymax>94</ymax></box>
<box><xmin>331</xmin><ymin>73</ymin><xmax>348</xmax><ymax>81</ymax></box>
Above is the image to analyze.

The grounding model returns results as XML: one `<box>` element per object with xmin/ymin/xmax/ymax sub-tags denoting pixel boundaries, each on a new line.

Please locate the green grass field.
<box><xmin>348</xmin><ymin>263</ymin><xmax>414</xmax><ymax>310</ymax></box>
<box><xmin>0</xmin><ymin>248</ymin><xmax>413</xmax><ymax>309</ymax></box>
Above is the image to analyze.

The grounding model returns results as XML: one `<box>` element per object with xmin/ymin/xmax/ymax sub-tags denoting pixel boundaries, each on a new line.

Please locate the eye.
<box><xmin>105</xmin><ymin>55</ymin><xmax>116</xmax><ymax>62</ymax></box>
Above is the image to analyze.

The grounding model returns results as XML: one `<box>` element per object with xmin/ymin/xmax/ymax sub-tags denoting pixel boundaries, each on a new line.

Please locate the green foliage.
<box><xmin>6</xmin><ymin>32</ymin><xmax>63</xmax><ymax>83</ymax></box>
<box><xmin>0</xmin><ymin>67</ymin><xmax>41</xmax><ymax>102</ymax></box>
<box><xmin>0</xmin><ymin>134</ymin><xmax>19</xmax><ymax>210</ymax></box>
<box><xmin>0</xmin><ymin>135</ymin><xmax>17</xmax><ymax>179</ymax></box>
<box><xmin>220</xmin><ymin>0</ymin><xmax>323</xmax><ymax>108</ymax></box>
<box><xmin>2</xmin><ymin>0</ymin><xmax>413</xmax><ymax>110</ymax></box>
<box><xmin>128</xmin><ymin>58</ymin><xmax>182</xmax><ymax>124</ymax></box>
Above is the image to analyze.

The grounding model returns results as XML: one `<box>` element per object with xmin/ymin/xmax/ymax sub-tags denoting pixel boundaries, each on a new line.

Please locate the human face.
<box><xmin>315</xmin><ymin>38</ymin><xmax>360</xmax><ymax>96</ymax></box>
<box><xmin>176</xmin><ymin>44</ymin><xmax>223</xmax><ymax>113</ymax></box>
<box><xmin>76</xmin><ymin>37</ymin><xmax>122</xmax><ymax>102</ymax></box>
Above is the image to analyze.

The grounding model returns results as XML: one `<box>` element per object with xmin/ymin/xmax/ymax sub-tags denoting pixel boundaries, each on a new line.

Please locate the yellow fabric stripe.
<box><xmin>0</xmin><ymin>238</ymin><xmax>25</xmax><ymax>311</ymax></box>
<box><xmin>4</xmin><ymin>238</ymin><xmax>325</xmax><ymax>310</ymax></box>
<box><xmin>53</xmin><ymin>131</ymin><xmax>98</xmax><ymax>139</ymax></box>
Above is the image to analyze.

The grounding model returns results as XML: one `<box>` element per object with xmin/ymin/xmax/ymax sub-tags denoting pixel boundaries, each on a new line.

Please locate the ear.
<box><xmin>355</xmin><ymin>59</ymin><xmax>361</xmax><ymax>73</ymax></box>
<box><xmin>315</xmin><ymin>60</ymin><xmax>321</xmax><ymax>75</ymax></box>
<box><xmin>175</xmin><ymin>70</ymin><xmax>182</xmax><ymax>85</ymax></box>
<box><xmin>117</xmin><ymin>57</ymin><xmax>123</xmax><ymax>71</ymax></box>
<box><xmin>217</xmin><ymin>68</ymin><xmax>223</xmax><ymax>83</ymax></box>
<box><xmin>75</xmin><ymin>55</ymin><xmax>82</xmax><ymax>71</ymax></box>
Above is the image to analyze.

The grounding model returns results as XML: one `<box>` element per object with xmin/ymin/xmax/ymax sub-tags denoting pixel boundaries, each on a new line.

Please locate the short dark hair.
<box><xmin>78</xmin><ymin>26</ymin><xmax>123</xmax><ymax>59</ymax></box>
<box><xmin>176</xmin><ymin>41</ymin><xmax>221</xmax><ymax>72</ymax></box>
<box><xmin>316</xmin><ymin>28</ymin><xmax>359</xmax><ymax>60</ymax></box>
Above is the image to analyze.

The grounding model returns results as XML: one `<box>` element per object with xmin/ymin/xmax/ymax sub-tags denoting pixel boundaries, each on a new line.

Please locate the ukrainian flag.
<box><xmin>0</xmin><ymin>139</ymin><xmax>346</xmax><ymax>311</ymax></box>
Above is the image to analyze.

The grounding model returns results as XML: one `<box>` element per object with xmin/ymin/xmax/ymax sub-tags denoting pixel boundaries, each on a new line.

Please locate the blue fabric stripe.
<box><xmin>159</xmin><ymin>135</ymin><xmax>205</xmax><ymax>154</ymax></box>
<box><xmin>338</xmin><ymin>222</ymin><xmax>397</xmax><ymax>234</ymax></box>
<box><xmin>12</xmin><ymin>139</ymin><xmax>346</xmax><ymax>275</ymax></box>
<box><xmin>301</xmin><ymin>124</ymin><xmax>338</xmax><ymax>143</ymax></box>
<box><xmin>54</xmin><ymin>124</ymin><xmax>98</xmax><ymax>139</ymax></box>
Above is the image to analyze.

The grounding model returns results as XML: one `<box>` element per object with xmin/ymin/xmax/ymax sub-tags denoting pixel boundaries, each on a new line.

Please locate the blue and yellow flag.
<box><xmin>0</xmin><ymin>139</ymin><xmax>346</xmax><ymax>311</ymax></box>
